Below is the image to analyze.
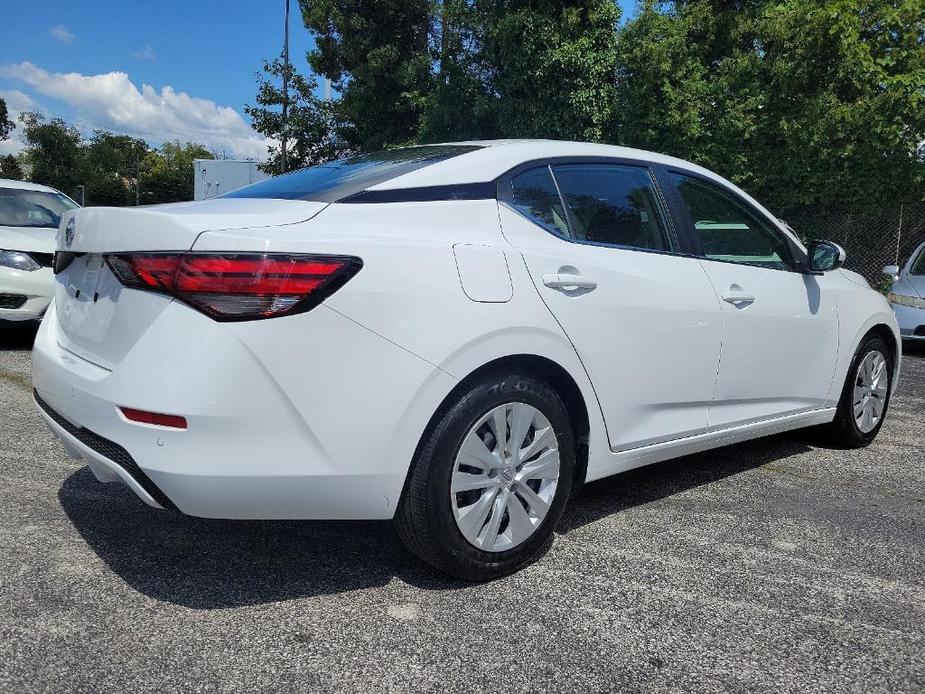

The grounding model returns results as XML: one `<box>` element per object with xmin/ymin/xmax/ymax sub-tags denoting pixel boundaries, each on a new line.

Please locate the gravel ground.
<box><xmin>1</xmin><ymin>324</ymin><xmax>923</xmax><ymax>694</ymax></box>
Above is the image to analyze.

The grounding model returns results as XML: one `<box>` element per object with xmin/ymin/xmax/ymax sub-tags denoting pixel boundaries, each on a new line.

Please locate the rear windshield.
<box><xmin>0</xmin><ymin>188</ymin><xmax>79</xmax><ymax>228</ymax></box>
<box><xmin>222</xmin><ymin>145</ymin><xmax>481</xmax><ymax>202</ymax></box>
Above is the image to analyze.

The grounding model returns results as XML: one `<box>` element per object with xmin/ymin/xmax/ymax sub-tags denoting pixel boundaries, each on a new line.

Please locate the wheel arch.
<box><xmin>404</xmin><ymin>354</ymin><xmax>594</xmax><ymax>502</ymax></box>
<box><xmin>866</xmin><ymin>322</ymin><xmax>901</xmax><ymax>389</ymax></box>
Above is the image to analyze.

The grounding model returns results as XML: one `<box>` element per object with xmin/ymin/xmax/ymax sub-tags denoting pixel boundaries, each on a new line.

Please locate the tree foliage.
<box><xmin>245</xmin><ymin>57</ymin><xmax>339</xmax><ymax>173</ymax></box>
<box><xmin>616</xmin><ymin>0</ymin><xmax>925</xmax><ymax>209</ymax></box>
<box><xmin>0</xmin><ymin>155</ymin><xmax>23</xmax><ymax>180</ymax></box>
<box><xmin>283</xmin><ymin>0</ymin><xmax>924</xmax><ymax>211</ymax></box>
<box><xmin>0</xmin><ymin>97</ymin><xmax>14</xmax><ymax>142</ymax></box>
<box><xmin>300</xmin><ymin>0</ymin><xmax>434</xmax><ymax>150</ymax></box>
<box><xmin>17</xmin><ymin>112</ymin><xmax>211</xmax><ymax>205</ymax></box>
<box><xmin>140</xmin><ymin>141</ymin><xmax>212</xmax><ymax>203</ymax></box>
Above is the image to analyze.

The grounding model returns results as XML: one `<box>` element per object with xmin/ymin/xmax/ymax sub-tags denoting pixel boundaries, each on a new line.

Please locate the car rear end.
<box><xmin>31</xmin><ymin>197</ymin><xmax>453</xmax><ymax>520</ymax></box>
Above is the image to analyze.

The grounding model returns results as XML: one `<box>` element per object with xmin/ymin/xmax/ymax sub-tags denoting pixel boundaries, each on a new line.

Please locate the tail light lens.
<box><xmin>105</xmin><ymin>253</ymin><xmax>362</xmax><ymax>321</ymax></box>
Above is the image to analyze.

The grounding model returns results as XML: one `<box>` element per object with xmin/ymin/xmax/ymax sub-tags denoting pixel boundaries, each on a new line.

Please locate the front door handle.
<box><xmin>542</xmin><ymin>273</ymin><xmax>597</xmax><ymax>291</ymax></box>
<box><xmin>722</xmin><ymin>290</ymin><xmax>756</xmax><ymax>307</ymax></box>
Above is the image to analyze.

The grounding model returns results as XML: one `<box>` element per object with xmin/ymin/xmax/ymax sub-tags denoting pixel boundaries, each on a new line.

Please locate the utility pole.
<box><xmin>280</xmin><ymin>0</ymin><xmax>290</xmax><ymax>175</ymax></box>
<box><xmin>135</xmin><ymin>153</ymin><xmax>140</xmax><ymax>206</ymax></box>
<box><xmin>76</xmin><ymin>185</ymin><xmax>85</xmax><ymax>206</ymax></box>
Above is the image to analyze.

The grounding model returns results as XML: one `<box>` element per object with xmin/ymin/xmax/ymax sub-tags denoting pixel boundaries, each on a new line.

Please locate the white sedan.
<box><xmin>0</xmin><ymin>179</ymin><xmax>79</xmax><ymax>324</ymax></box>
<box><xmin>32</xmin><ymin>141</ymin><xmax>900</xmax><ymax>580</ymax></box>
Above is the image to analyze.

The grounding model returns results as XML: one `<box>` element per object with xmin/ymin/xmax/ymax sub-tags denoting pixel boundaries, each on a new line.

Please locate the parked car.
<box><xmin>0</xmin><ymin>179</ymin><xmax>80</xmax><ymax>325</ymax></box>
<box><xmin>32</xmin><ymin>141</ymin><xmax>900</xmax><ymax>580</ymax></box>
<box><xmin>883</xmin><ymin>242</ymin><xmax>925</xmax><ymax>343</ymax></box>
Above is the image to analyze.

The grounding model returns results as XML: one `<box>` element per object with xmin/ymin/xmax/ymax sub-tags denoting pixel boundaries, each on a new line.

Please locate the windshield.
<box><xmin>911</xmin><ymin>247</ymin><xmax>925</xmax><ymax>275</ymax></box>
<box><xmin>222</xmin><ymin>145</ymin><xmax>481</xmax><ymax>202</ymax></box>
<box><xmin>0</xmin><ymin>188</ymin><xmax>79</xmax><ymax>228</ymax></box>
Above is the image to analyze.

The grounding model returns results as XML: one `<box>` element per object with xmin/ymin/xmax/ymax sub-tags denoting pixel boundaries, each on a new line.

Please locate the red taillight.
<box><xmin>105</xmin><ymin>253</ymin><xmax>362</xmax><ymax>321</ymax></box>
<box><xmin>120</xmin><ymin>407</ymin><xmax>188</xmax><ymax>429</ymax></box>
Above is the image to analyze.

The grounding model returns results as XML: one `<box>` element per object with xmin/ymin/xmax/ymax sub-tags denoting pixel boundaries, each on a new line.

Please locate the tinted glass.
<box><xmin>553</xmin><ymin>165</ymin><xmax>669</xmax><ymax>251</ymax></box>
<box><xmin>510</xmin><ymin>166</ymin><xmax>570</xmax><ymax>237</ymax></box>
<box><xmin>670</xmin><ymin>173</ymin><xmax>791</xmax><ymax>270</ymax></box>
<box><xmin>910</xmin><ymin>247</ymin><xmax>925</xmax><ymax>275</ymax></box>
<box><xmin>223</xmin><ymin>145</ymin><xmax>481</xmax><ymax>202</ymax></box>
<box><xmin>0</xmin><ymin>188</ymin><xmax>79</xmax><ymax>228</ymax></box>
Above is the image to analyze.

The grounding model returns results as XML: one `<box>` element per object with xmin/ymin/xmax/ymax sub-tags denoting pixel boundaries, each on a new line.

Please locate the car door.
<box><xmin>660</xmin><ymin>169</ymin><xmax>839</xmax><ymax>428</ymax></box>
<box><xmin>498</xmin><ymin>160</ymin><xmax>723</xmax><ymax>452</ymax></box>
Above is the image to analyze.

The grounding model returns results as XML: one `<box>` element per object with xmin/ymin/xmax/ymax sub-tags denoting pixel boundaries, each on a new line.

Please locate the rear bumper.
<box><xmin>0</xmin><ymin>266</ymin><xmax>53</xmax><ymax>321</ymax></box>
<box><xmin>33</xmin><ymin>299</ymin><xmax>455</xmax><ymax>519</ymax></box>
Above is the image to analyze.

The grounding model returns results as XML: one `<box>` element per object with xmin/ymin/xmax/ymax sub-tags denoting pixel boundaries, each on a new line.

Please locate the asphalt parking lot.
<box><xmin>1</xmin><ymin>325</ymin><xmax>923</xmax><ymax>694</ymax></box>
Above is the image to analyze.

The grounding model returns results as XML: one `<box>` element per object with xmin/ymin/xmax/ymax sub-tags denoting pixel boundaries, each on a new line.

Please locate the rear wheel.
<box><xmin>396</xmin><ymin>372</ymin><xmax>574</xmax><ymax>580</ymax></box>
<box><xmin>824</xmin><ymin>334</ymin><xmax>893</xmax><ymax>447</ymax></box>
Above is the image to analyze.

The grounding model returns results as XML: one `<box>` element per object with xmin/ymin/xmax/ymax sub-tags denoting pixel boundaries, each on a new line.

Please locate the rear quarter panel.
<box><xmin>192</xmin><ymin>199</ymin><xmax>611</xmax><ymax>481</ymax></box>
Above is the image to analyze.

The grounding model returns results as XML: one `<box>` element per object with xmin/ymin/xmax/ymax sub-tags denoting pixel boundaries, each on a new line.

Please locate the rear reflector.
<box><xmin>120</xmin><ymin>407</ymin><xmax>188</xmax><ymax>429</ymax></box>
<box><xmin>105</xmin><ymin>253</ymin><xmax>362</xmax><ymax>321</ymax></box>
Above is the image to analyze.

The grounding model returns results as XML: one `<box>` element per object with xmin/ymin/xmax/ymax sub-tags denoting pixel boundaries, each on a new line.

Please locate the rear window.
<box><xmin>222</xmin><ymin>145</ymin><xmax>481</xmax><ymax>202</ymax></box>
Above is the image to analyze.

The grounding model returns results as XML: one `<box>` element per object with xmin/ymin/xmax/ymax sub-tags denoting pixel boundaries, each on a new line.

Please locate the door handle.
<box><xmin>542</xmin><ymin>273</ymin><xmax>597</xmax><ymax>291</ymax></box>
<box><xmin>721</xmin><ymin>290</ymin><xmax>756</xmax><ymax>307</ymax></box>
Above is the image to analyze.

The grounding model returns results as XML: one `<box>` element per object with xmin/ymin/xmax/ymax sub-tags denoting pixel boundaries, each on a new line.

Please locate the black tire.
<box><xmin>395</xmin><ymin>372</ymin><xmax>575</xmax><ymax>581</ymax></box>
<box><xmin>824</xmin><ymin>333</ymin><xmax>894</xmax><ymax>448</ymax></box>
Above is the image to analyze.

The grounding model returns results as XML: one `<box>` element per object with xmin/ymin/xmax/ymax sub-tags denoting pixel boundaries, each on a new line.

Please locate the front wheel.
<box><xmin>824</xmin><ymin>333</ymin><xmax>894</xmax><ymax>448</ymax></box>
<box><xmin>395</xmin><ymin>373</ymin><xmax>575</xmax><ymax>581</ymax></box>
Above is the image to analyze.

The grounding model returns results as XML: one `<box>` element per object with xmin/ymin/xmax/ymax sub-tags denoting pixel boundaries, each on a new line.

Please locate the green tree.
<box><xmin>301</xmin><ymin>0</ymin><xmax>434</xmax><ymax>150</ymax></box>
<box><xmin>470</xmin><ymin>0</ymin><xmax>622</xmax><ymax>142</ymax></box>
<box><xmin>18</xmin><ymin>112</ymin><xmax>83</xmax><ymax>196</ymax></box>
<box><xmin>140</xmin><ymin>141</ymin><xmax>211</xmax><ymax>204</ymax></box>
<box><xmin>0</xmin><ymin>97</ymin><xmax>14</xmax><ymax>142</ymax></box>
<box><xmin>245</xmin><ymin>57</ymin><xmax>339</xmax><ymax>173</ymax></box>
<box><xmin>82</xmin><ymin>131</ymin><xmax>150</xmax><ymax>206</ymax></box>
<box><xmin>0</xmin><ymin>154</ymin><xmax>23</xmax><ymax>180</ymax></box>
<box><xmin>616</xmin><ymin>0</ymin><xmax>925</xmax><ymax>210</ymax></box>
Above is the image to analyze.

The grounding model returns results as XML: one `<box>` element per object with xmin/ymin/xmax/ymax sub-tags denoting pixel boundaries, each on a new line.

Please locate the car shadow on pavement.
<box><xmin>58</xmin><ymin>432</ymin><xmax>812</xmax><ymax>608</ymax></box>
<box><xmin>557</xmin><ymin>433</ymin><xmax>813</xmax><ymax>533</ymax></box>
<box><xmin>0</xmin><ymin>322</ymin><xmax>38</xmax><ymax>349</ymax></box>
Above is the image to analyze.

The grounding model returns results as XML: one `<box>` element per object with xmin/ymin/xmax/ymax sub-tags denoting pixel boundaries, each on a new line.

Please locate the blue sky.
<box><xmin>1</xmin><ymin>0</ymin><xmax>637</xmax><ymax>159</ymax></box>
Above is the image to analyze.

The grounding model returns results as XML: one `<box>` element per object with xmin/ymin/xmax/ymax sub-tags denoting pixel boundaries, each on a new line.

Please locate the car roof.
<box><xmin>369</xmin><ymin>140</ymin><xmax>793</xmax><ymax>246</ymax></box>
<box><xmin>0</xmin><ymin>178</ymin><xmax>64</xmax><ymax>194</ymax></box>
<box><xmin>369</xmin><ymin>140</ymin><xmax>719</xmax><ymax>190</ymax></box>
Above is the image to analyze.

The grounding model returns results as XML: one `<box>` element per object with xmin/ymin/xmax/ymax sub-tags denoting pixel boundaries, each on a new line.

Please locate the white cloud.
<box><xmin>132</xmin><ymin>44</ymin><xmax>156</xmax><ymax>61</ymax></box>
<box><xmin>49</xmin><ymin>25</ymin><xmax>75</xmax><ymax>44</ymax></box>
<box><xmin>0</xmin><ymin>62</ymin><xmax>269</xmax><ymax>160</ymax></box>
<box><xmin>0</xmin><ymin>89</ymin><xmax>37</xmax><ymax>156</ymax></box>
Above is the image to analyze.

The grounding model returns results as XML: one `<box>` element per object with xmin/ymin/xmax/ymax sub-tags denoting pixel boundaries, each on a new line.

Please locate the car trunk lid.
<box><xmin>53</xmin><ymin>199</ymin><xmax>327</xmax><ymax>369</ymax></box>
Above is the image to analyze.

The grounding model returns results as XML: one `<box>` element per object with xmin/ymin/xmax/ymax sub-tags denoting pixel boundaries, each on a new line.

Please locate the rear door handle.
<box><xmin>542</xmin><ymin>273</ymin><xmax>597</xmax><ymax>291</ymax></box>
<box><xmin>721</xmin><ymin>290</ymin><xmax>756</xmax><ymax>307</ymax></box>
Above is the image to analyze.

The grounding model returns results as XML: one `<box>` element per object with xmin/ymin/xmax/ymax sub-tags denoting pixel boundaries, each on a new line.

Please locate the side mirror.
<box><xmin>882</xmin><ymin>264</ymin><xmax>900</xmax><ymax>279</ymax></box>
<box><xmin>807</xmin><ymin>240</ymin><xmax>846</xmax><ymax>273</ymax></box>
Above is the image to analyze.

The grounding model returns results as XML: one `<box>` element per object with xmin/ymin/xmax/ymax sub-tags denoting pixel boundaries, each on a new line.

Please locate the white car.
<box><xmin>32</xmin><ymin>141</ymin><xmax>900</xmax><ymax>580</ymax></box>
<box><xmin>0</xmin><ymin>179</ymin><xmax>79</xmax><ymax>324</ymax></box>
<box><xmin>883</xmin><ymin>242</ymin><xmax>925</xmax><ymax>343</ymax></box>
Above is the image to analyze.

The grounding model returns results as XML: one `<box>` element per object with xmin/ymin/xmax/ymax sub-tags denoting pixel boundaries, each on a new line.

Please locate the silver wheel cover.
<box><xmin>450</xmin><ymin>402</ymin><xmax>560</xmax><ymax>553</ymax></box>
<box><xmin>853</xmin><ymin>350</ymin><xmax>888</xmax><ymax>434</ymax></box>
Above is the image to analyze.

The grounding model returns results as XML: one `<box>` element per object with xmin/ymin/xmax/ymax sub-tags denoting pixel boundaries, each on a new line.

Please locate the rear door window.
<box><xmin>552</xmin><ymin>164</ymin><xmax>670</xmax><ymax>251</ymax></box>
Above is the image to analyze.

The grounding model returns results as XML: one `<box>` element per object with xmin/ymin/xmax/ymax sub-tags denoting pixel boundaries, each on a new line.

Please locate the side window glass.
<box><xmin>510</xmin><ymin>167</ymin><xmax>570</xmax><ymax>237</ymax></box>
<box><xmin>669</xmin><ymin>173</ymin><xmax>791</xmax><ymax>270</ymax></box>
<box><xmin>910</xmin><ymin>247</ymin><xmax>925</xmax><ymax>275</ymax></box>
<box><xmin>552</xmin><ymin>164</ymin><xmax>670</xmax><ymax>251</ymax></box>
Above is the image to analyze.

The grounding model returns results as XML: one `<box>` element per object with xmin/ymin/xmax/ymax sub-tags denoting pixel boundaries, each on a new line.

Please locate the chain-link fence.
<box><xmin>779</xmin><ymin>202</ymin><xmax>925</xmax><ymax>290</ymax></box>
